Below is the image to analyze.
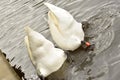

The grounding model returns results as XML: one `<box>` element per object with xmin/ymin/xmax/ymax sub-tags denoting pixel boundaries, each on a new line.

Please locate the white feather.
<box><xmin>44</xmin><ymin>3</ymin><xmax>84</xmax><ymax>51</ymax></box>
<box><xmin>24</xmin><ymin>27</ymin><xmax>67</xmax><ymax>77</ymax></box>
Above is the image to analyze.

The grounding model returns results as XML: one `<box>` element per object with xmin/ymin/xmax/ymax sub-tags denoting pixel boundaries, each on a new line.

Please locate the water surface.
<box><xmin>0</xmin><ymin>0</ymin><xmax>120</xmax><ymax>80</ymax></box>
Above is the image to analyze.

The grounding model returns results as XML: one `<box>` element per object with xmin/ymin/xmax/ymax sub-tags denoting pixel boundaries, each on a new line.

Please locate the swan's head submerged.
<box><xmin>24</xmin><ymin>27</ymin><xmax>67</xmax><ymax>77</ymax></box>
<box><xmin>44</xmin><ymin>2</ymin><xmax>74</xmax><ymax>28</ymax></box>
<box><xmin>44</xmin><ymin>3</ymin><xmax>85</xmax><ymax>51</ymax></box>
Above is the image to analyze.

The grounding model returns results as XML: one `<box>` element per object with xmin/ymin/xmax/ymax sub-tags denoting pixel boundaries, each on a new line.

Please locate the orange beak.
<box><xmin>85</xmin><ymin>42</ymin><xmax>91</xmax><ymax>47</ymax></box>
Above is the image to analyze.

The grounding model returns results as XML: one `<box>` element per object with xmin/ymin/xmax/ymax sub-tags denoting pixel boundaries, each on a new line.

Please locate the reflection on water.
<box><xmin>0</xmin><ymin>0</ymin><xmax>120</xmax><ymax>80</ymax></box>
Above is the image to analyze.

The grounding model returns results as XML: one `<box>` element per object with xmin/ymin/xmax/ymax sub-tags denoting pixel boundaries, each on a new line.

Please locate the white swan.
<box><xmin>24</xmin><ymin>27</ymin><xmax>67</xmax><ymax>77</ymax></box>
<box><xmin>44</xmin><ymin>3</ymin><xmax>85</xmax><ymax>51</ymax></box>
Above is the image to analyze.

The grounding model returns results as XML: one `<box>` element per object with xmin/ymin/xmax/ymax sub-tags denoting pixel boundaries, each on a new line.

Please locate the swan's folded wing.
<box><xmin>24</xmin><ymin>36</ymin><xmax>35</xmax><ymax>65</ymax></box>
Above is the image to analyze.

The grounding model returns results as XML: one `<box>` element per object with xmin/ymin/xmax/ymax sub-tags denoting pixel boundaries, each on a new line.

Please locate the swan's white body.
<box><xmin>44</xmin><ymin>3</ymin><xmax>84</xmax><ymax>51</ymax></box>
<box><xmin>24</xmin><ymin>27</ymin><xmax>67</xmax><ymax>77</ymax></box>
